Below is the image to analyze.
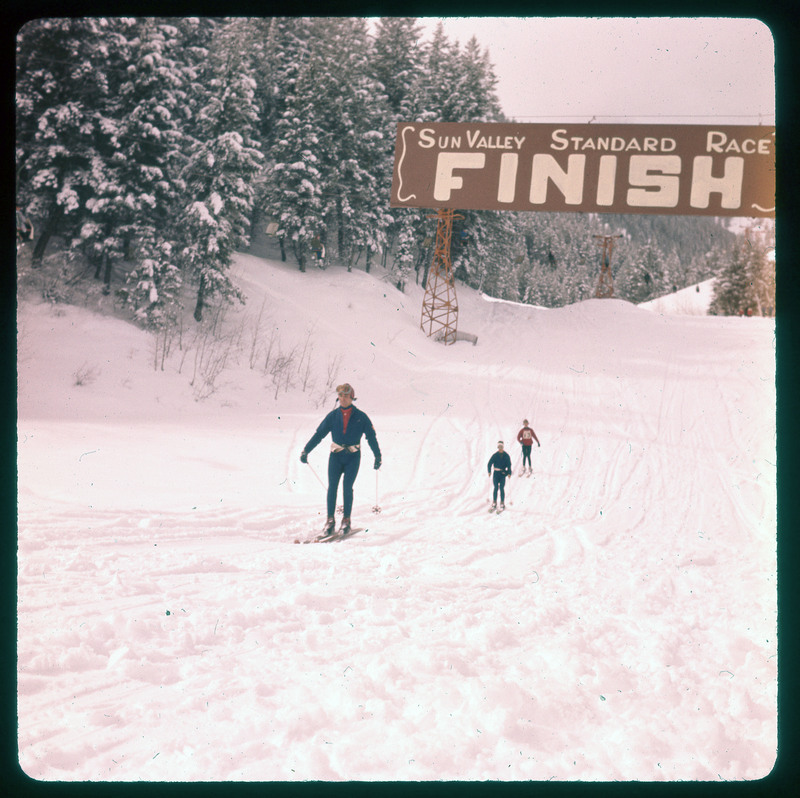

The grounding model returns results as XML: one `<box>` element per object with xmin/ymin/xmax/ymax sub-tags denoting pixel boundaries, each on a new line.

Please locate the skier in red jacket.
<box><xmin>516</xmin><ymin>419</ymin><xmax>540</xmax><ymax>475</ymax></box>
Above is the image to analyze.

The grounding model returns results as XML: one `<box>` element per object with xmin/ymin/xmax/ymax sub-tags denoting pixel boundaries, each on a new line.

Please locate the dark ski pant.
<box><xmin>521</xmin><ymin>445</ymin><xmax>532</xmax><ymax>468</ymax></box>
<box><xmin>492</xmin><ymin>472</ymin><xmax>507</xmax><ymax>503</ymax></box>
<box><xmin>327</xmin><ymin>450</ymin><xmax>360</xmax><ymax>518</ymax></box>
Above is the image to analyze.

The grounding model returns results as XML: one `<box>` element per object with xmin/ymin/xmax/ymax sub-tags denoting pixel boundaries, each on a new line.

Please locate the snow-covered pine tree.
<box><xmin>618</xmin><ymin>238</ymin><xmax>666</xmax><ymax>304</ymax></box>
<box><xmin>508</xmin><ymin>213</ymin><xmax>594</xmax><ymax>306</ymax></box>
<box><xmin>453</xmin><ymin>36</ymin><xmax>504</xmax><ymax>123</ymax></box>
<box><xmin>709</xmin><ymin>227</ymin><xmax>775</xmax><ymax>316</ymax></box>
<box><xmin>708</xmin><ymin>244</ymin><xmax>750</xmax><ymax>316</ymax></box>
<box><xmin>663</xmin><ymin>250</ymin><xmax>683</xmax><ymax>294</ymax></box>
<box><xmin>391</xmin><ymin>209</ymin><xmax>425</xmax><ymax>292</ymax></box>
<box><xmin>744</xmin><ymin>231</ymin><xmax>776</xmax><ymax>317</ymax></box>
<box><xmin>251</xmin><ymin>17</ymin><xmax>314</xmax><ymax>155</ymax></box>
<box><xmin>315</xmin><ymin>18</ymin><xmax>392</xmax><ymax>271</ymax></box>
<box><xmin>176</xmin><ymin>19</ymin><xmax>264</xmax><ymax>321</ymax></box>
<box><xmin>371</xmin><ymin>17</ymin><xmax>423</xmax><ymax>119</ymax></box>
<box><xmin>15</xmin><ymin>18</ymin><xmax>118</xmax><ymax>262</ymax></box>
<box><xmin>370</xmin><ymin>17</ymin><xmax>426</xmax><ymax>288</ymax></box>
<box><xmin>263</xmin><ymin>18</ymin><xmax>326</xmax><ymax>272</ymax></box>
<box><xmin>113</xmin><ymin>19</ymin><xmax>198</xmax><ymax>325</ymax></box>
<box><xmin>237</xmin><ymin>18</ymin><xmax>278</xmax><ymax>150</ymax></box>
<box><xmin>70</xmin><ymin>19</ymin><xmax>197</xmax><ymax>296</ymax></box>
<box><xmin>417</xmin><ymin>23</ymin><xmax>465</xmax><ymax>124</ymax></box>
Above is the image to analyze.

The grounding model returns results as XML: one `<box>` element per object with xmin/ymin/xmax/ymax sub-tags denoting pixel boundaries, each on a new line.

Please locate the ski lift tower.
<box><xmin>593</xmin><ymin>235</ymin><xmax>622</xmax><ymax>298</ymax></box>
<box><xmin>420</xmin><ymin>209</ymin><xmax>462</xmax><ymax>345</ymax></box>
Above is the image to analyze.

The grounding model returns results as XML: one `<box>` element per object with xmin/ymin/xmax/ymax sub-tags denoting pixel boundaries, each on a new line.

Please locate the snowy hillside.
<box><xmin>17</xmin><ymin>252</ymin><xmax>776</xmax><ymax>781</ymax></box>
<box><xmin>639</xmin><ymin>278</ymin><xmax>716</xmax><ymax>316</ymax></box>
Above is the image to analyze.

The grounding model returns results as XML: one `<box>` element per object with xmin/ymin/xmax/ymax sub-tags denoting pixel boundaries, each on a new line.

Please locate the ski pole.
<box><xmin>305</xmin><ymin>461</ymin><xmax>327</xmax><ymax>490</ymax></box>
<box><xmin>373</xmin><ymin>470</ymin><xmax>382</xmax><ymax>513</ymax></box>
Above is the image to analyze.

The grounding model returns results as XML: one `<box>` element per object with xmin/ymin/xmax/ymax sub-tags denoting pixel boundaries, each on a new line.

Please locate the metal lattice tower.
<box><xmin>593</xmin><ymin>234</ymin><xmax>622</xmax><ymax>298</ymax></box>
<box><xmin>420</xmin><ymin>209</ymin><xmax>461</xmax><ymax>344</ymax></box>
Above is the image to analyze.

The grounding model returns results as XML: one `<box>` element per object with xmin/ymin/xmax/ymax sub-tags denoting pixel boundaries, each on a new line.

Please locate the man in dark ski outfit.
<box><xmin>300</xmin><ymin>383</ymin><xmax>381</xmax><ymax>536</ymax></box>
<box><xmin>487</xmin><ymin>440</ymin><xmax>512</xmax><ymax>510</ymax></box>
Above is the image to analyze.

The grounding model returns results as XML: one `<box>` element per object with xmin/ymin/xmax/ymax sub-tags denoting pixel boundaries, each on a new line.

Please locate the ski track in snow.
<box><xmin>16</xmin><ymin>255</ymin><xmax>777</xmax><ymax>781</ymax></box>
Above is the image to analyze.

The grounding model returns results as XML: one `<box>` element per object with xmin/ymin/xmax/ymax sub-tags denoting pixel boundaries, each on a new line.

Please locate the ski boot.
<box><xmin>489</xmin><ymin>503</ymin><xmax>497</xmax><ymax>513</ymax></box>
<box><xmin>339</xmin><ymin>517</ymin><xmax>352</xmax><ymax>536</ymax></box>
<box><xmin>322</xmin><ymin>517</ymin><xmax>336</xmax><ymax>537</ymax></box>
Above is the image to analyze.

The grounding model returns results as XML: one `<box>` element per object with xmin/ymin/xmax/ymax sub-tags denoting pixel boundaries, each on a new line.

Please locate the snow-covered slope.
<box><xmin>639</xmin><ymin>278</ymin><xmax>716</xmax><ymax>315</ymax></box>
<box><xmin>17</xmin><ymin>253</ymin><xmax>777</xmax><ymax>781</ymax></box>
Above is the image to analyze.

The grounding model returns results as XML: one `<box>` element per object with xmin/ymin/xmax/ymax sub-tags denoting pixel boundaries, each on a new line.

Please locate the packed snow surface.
<box><xmin>17</xmin><ymin>252</ymin><xmax>776</xmax><ymax>781</ymax></box>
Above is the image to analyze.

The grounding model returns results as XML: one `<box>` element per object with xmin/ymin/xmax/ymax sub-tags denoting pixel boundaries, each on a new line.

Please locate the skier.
<box><xmin>300</xmin><ymin>383</ymin><xmax>381</xmax><ymax>537</ymax></box>
<box><xmin>516</xmin><ymin>419</ymin><xmax>540</xmax><ymax>475</ymax></box>
<box><xmin>487</xmin><ymin>440</ymin><xmax>512</xmax><ymax>512</ymax></box>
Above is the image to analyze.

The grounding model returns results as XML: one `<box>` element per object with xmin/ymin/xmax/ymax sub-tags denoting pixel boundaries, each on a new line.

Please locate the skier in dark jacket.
<box><xmin>487</xmin><ymin>441</ymin><xmax>512</xmax><ymax>511</ymax></box>
<box><xmin>300</xmin><ymin>383</ymin><xmax>381</xmax><ymax>536</ymax></box>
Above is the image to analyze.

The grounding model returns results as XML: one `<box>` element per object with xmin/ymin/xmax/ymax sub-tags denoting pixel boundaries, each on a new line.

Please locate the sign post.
<box><xmin>593</xmin><ymin>235</ymin><xmax>623</xmax><ymax>298</ymax></box>
<box><xmin>421</xmin><ymin>209</ymin><xmax>461</xmax><ymax>345</ymax></box>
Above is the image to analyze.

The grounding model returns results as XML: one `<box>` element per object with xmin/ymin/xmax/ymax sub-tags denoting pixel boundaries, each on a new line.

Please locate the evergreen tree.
<box><xmin>604</xmin><ymin>214</ymin><xmax>735</xmax><ymax>285</ymax></box>
<box><xmin>108</xmin><ymin>19</ymin><xmax>196</xmax><ymax>320</ymax></box>
<box><xmin>395</xmin><ymin>25</ymin><xmax>506</xmax><ymax>291</ymax></box>
<box><xmin>417</xmin><ymin>23</ymin><xmax>464</xmax><ymax>123</ymax></box>
<box><xmin>73</xmin><ymin>19</ymin><xmax>197</xmax><ymax>295</ymax></box>
<box><xmin>744</xmin><ymin>233</ymin><xmax>776</xmax><ymax>317</ymax></box>
<box><xmin>371</xmin><ymin>17</ymin><xmax>426</xmax><ymax>288</ymax></box>
<box><xmin>709</xmin><ymin>228</ymin><xmax>775</xmax><ymax>316</ymax></box>
<box><xmin>252</xmin><ymin>17</ymin><xmax>314</xmax><ymax>154</ymax></box>
<box><xmin>177</xmin><ymin>19</ymin><xmax>264</xmax><ymax>321</ymax></box>
<box><xmin>453</xmin><ymin>36</ymin><xmax>504</xmax><ymax>122</ymax></box>
<box><xmin>264</xmin><ymin>17</ymin><xmax>326</xmax><ymax>271</ymax></box>
<box><xmin>618</xmin><ymin>239</ymin><xmax>665</xmax><ymax>303</ymax></box>
<box><xmin>392</xmin><ymin>209</ymin><xmax>423</xmax><ymax>292</ymax></box>
<box><xmin>316</xmin><ymin>18</ymin><xmax>392</xmax><ymax>270</ymax></box>
<box><xmin>371</xmin><ymin>18</ymin><xmax>424</xmax><ymax>120</ymax></box>
<box><xmin>16</xmin><ymin>18</ymin><xmax>120</xmax><ymax>261</ymax></box>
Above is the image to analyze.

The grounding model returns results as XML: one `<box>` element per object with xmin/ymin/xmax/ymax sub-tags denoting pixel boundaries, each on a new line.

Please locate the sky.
<box><xmin>419</xmin><ymin>17</ymin><xmax>775</xmax><ymax>125</ymax></box>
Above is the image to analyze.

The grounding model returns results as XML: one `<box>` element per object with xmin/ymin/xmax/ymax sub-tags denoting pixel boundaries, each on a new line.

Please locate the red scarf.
<box><xmin>341</xmin><ymin>405</ymin><xmax>353</xmax><ymax>435</ymax></box>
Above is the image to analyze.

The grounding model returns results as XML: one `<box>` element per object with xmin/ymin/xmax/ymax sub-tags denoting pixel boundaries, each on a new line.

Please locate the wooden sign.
<box><xmin>390</xmin><ymin>122</ymin><xmax>775</xmax><ymax>217</ymax></box>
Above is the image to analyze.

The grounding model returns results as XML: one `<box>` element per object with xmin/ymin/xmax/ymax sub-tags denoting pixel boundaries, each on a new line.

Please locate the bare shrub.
<box><xmin>73</xmin><ymin>363</ymin><xmax>100</xmax><ymax>387</ymax></box>
<box><xmin>188</xmin><ymin>306</ymin><xmax>243</xmax><ymax>400</ymax></box>
<box><xmin>247</xmin><ymin>298</ymin><xmax>269</xmax><ymax>369</ymax></box>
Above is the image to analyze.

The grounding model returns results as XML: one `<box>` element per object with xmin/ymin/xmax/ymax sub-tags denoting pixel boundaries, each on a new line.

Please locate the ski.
<box><xmin>324</xmin><ymin>527</ymin><xmax>364</xmax><ymax>542</ymax></box>
<box><xmin>294</xmin><ymin>521</ymin><xmax>337</xmax><ymax>544</ymax></box>
<box><xmin>294</xmin><ymin>531</ymin><xmax>335</xmax><ymax>544</ymax></box>
<box><xmin>294</xmin><ymin>527</ymin><xmax>364</xmax><ymax>544</ymax></box>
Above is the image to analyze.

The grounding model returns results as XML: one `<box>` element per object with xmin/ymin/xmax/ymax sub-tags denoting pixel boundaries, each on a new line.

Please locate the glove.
<box><xmin>374</xmin><ymin>457</ymin><xmax>381</xmax><ymax>470</ymax></box>
<box><xmin>300</xmin><ymin>451</ymin><xmax>308</xmax><ymax>464</ymax></box>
